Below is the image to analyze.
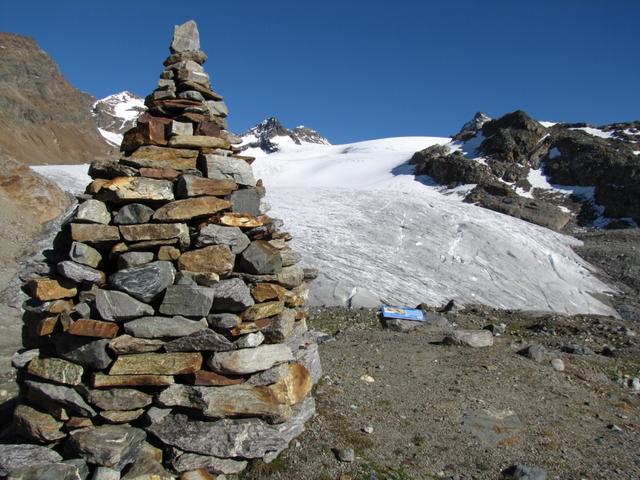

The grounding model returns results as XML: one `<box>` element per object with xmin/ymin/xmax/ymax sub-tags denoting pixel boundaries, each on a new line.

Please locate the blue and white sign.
<box><xmin>380</xmin><ymin>304</ymin><xmax>425</xmax><ymax>322</ymax></box>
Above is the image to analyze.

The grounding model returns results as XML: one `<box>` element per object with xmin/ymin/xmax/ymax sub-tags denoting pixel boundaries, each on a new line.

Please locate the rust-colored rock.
<box><xmin>157</xmin><ymin>246</ymin><xmax>181</xmax><ymax>261</ymax></box>
<box><xmin>35</xmin><ymin>316</ymin><xmax>59</xmax><ymax>336</ymax></box>
<box><xmin>109</xmin><ymin>352</ymin><xmax>203</xmax><ymax>375</ymax></box>
<box><xmin>29</xmin><ymin>277</ymin><xmax>77</xmax><ymax>301</ymax></box>
<box><xmin>65</xmin><ymin>417</ymin><xmax>93</xmax><ymax>430</ymax></box>
<box><xmin>230</xmin><ymin>318</ymin><xmax>272</xmax><ymax>336</ymax></box>
<box><xmin>190</xmin><ymin>370</ymin><xmax>245</xmax><ymax>386</ymax></box>
<box><xmin>219</xmin><ymin>213</ymin><xmax>264</xmax><ymax>228</ymax></box>
<box><xmin>71</xmin><ymin>223</ymin><xmax>121</xmax><ymax>244</ymax></box>
<box><xmin>194</xmin><ymin>120</ymin><xmax>221</xmax><ymax>137</ymax></box>
<box><xmin>153</xmin><ymin>197</ymin><xmax>231</xmax><ymax>221</ymax></box>
<box><xmin>268</xmin><ymin>363</ymin><xmax>312</xmax><ymax>405</ymax></box>
<box><xmin>251</xmin><ymin>283</ymin><xmax>286</xmax><ymax>303</ymax></box>
<box><xmin>178</xmin><ymin>245</ymin><xmax>235</xmax><ymax>276</ymax></box>
<box><xmin>67</xmin><ymin>319</ymin><xmax>119</xmax><ymax>339</ymax></box>
<box><xmin>284</xmin><ymin>283</ymin><xmax>310</xmax><ymax>307</ymax></box>
<box><xmin>120</xmin><ymin>117</ymin><xmax>170</xmax><ymax>153</ymax></box>
<box><xmin>92</xmin><ymin>373</ymin><xmax>175</xmax><ymax>388</ymax></box>
<box><xmin>242</xmin><ymin>301</ymin><xmax>285</xmax><ymax>321</ymax></box>
<box><xmin>122</xmin><ymin>145</ymin><xmax>199</xmax><ymax>170</ymax></box>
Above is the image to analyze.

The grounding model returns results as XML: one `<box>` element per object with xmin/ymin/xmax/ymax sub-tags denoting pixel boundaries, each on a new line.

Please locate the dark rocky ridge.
<box><xmin>411</xmin><ymin>110</ymin><xmax>640</xmax><ymax>230</ymax></box>
<box><xmin>0</xmin><ymin>32</ymin><xmax>114</xmax><ymax>165</ymax></box>
<box><xmin>241</xmin><ymin>117</ymin><xmax>330</xmax><ymax>153</ymax></box>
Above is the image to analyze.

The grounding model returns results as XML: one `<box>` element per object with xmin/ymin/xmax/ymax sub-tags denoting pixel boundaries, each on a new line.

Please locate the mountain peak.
<box><xmin>92</xmin><ymin>91</ymin><xmax>146</xmax><ymax>145</ymax></box>
<box><xmin>241</xmin><ymin>117</ymin><xmax>330</xmax><ymax>153</ymax></box>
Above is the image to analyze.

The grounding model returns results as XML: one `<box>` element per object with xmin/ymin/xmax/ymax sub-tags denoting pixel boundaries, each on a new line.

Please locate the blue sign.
<box><xmin>380</xmin><ymin>304</ymin><xmax>425</xmax><ymax>322</ymax></box>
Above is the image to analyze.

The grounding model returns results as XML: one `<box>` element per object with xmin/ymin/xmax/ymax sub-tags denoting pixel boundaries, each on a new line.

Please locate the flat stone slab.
<box><xmin>0</xmin><ymin>444</ymin><xmax>63</xmax><ymax>477</ymax></box>
<box><xmin>124</xmin><ymin>316</ymin><xmax>208</xmax><ymax>338</ymax></box>
<box><xmin>147</xmin><ymin>397</ymin><xmax>315</xmax><ymax>459</ymax></box>
<box><xmin>208</xmin><ymin>343</ymin><xmax>293</xmax><ymax>375</ymax></box>
<box><xmin>67</xmin><ymin>425</ymin><xmax>146</xmax><ymax>471</ymax></box>
<box><xmin>92</xmin><ymin>373</ymin><xmax>174</xmax><ymax>388</ymax></box>
<box><xmin>13</xmin><ymin>404</ymin><xmax>66</xmax><ymax>442</ymax></box>
<box><xmin>67</xmin><ymin>319</ymin><xmax>119</xmax><ymax>339</ymax></box>
<box><xmin>164</xmin><ymin>329</ymin><xmax>236</xmax><ymax>352</ymax></box>
<box><xmin>108</xmin><ymin>335</ymin><xmax>164</xmax><ymax>354</ymax></box>
<box><xmin>159</xmin><ymin>285</ymin><xmax>215</xmax><ymax>316</ymax></box>
<box><xmin>95</xmin><ymin>289</ymin><xmax>155</xmax><ymax>322</ymax></box>
<box><xmin>57</xmin><ymin>261</ymin><xmax>105</xmax><ymax>285</ymax></box>
<box><xmin>95</xmin><ymin>177</ymin><xmax>174</xmax><ymax>203</ymax></box>
<box><xmin>5</xmin><ymin>462</ymin><xmax>82</xmax><ymax>480</ymax></box>
<box><xmin>109</xmin><ymin>352</ymin><xmax>203</xmax><ymax>375</ymax></box>
<box><xmin>157</xmin><ymin>384</ymin><xmax>292</xmax><ymax>422</ymax></box>
<box><xmin>25</xmin><ymin>380</ymin><xmax>96</xmax><ymax>417</ymax></box>
<box><xmin>170</xmin><ymin>450</ymin><xmax>247</xmax><ymax>475</ymax></box>
<box><xmin>119</xmin><ymin>223</ymin><xmax>189</xmax><ymax>248</ymax></box>
<box><xmin>110</xmin><ymin>261</ymin><xmax>176</xmax><ymax>303</ymax></box>
<box><xmin>178</xmin><ymin>245</ymin><xmax>235</xmax><ymax>276</ymax></box>
<box><xmin>71</xmin><ymin>224</ymin><xmax>120</xmax><ymax>244</ymax></box>
<box><xmin>153</xmin><ymin>197</ymin><xmax>231</xmax><ymax>221</ymax></box>
<box><xmin>122</xmin><ymin>145</ymin><xmax>199</xmax><ymax>170</ymax></box>
<box><xmin>176</xmin><ymin>174</ymin><xmax>237</xmax><ymax>198</ymax></box>
<box><xmin>54</xmin><ymin>335</ymin><xmax>112</xmax><ymax>370</ymax></box>
<box><xmin>201</xmin><ymin>154</ymin><xmax>255</xmax><ymax>186</ymax></box>
<box><xmin>87</xmin><ymin>388</ymin><xmax>153</xmax><ymax>411</ymax></box>
<box><xmin>26</xmin><ymin>356</ymin><xmax>84</xmax><ymax>385</ymax></box>
<box><xmin>28</xmin><ymin>277</ymin><xmax>77</xmax><ymax>301</ymax></box>
<box><xmin>443</xmin><ymin>329</ymin><xmax>494</xmax><ymax>347</ymax></box>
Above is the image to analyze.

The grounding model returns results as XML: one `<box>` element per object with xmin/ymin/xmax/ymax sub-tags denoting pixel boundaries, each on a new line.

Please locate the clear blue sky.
<box><xmin>1</xmin><ymin>0</ymin><xmax>638</xmax><ymax>143</ymax></box>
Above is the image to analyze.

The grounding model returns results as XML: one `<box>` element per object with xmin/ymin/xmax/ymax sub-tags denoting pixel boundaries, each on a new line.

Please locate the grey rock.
<box><xmin>201</xmin><ymin>153</ymin><xmax>255</xmax><ymax>186</ymax></box>
<box><xmin>230</xmin><ymin>188</ymin><xmax>261</xmax><ymax>216</ymax></box>
<box><xmin>26</xmin><ymin>356</ymin><xmax>84</xmax><ymax>385</ymax></box>
<box><xmin>277</xmin><ymin>265</ymin><xmax>305</xmax><ymax>289</ymax></box>
<box><xmin>159</xmin><ymin>285</ymin><xmax>215</xmax><ymax>317</ymax></box>
<box><xmin>0</xmin><ymin>444</ymin><xmax>62</xmax><ymax>477</ymax></box>
<box><xmin>67</xmin><ymin>425</ymin><xmax>146</xmax><ymax>471</ymax></box>
<box><xmin>143</xmin><ymin>407</ymin><xmax>171</xmax><ymax>426</ymax></box>
<box><xmin>383</xmin><ymin>318</ymin><xmax>422</xmax><ymax>332</ymax></box>
<box><xmin>248</xmin><ymin>363</ymin><xmax>290</xmax><ymax>386</ymax></box>
<box><xmin>334</xmin><ymin>448</ymin><xmax>355</xmax><ymax>463</ymax></box>
<box><xmin>178</xmin><ymin>90</ymin><xmax>206</xmax><ymax>102</ymax></box>
<box><xmin>70</xmin><ymin>242</ymin><xmax>102</xmax><ymax>269</ymax></box>
<box><xmin>175</xmin><ymin>272</ymin><xmax>197</xmax><ymax>286</ymax></box>
<box><xmin>166</xmin><ymin>59</ymin><xmax>204</xmax><ymax>73</ymax></box>
<box><xmin>177</xmin><ymin>271</ymin><xmax>220</xmax><ymax>287</ymax></box>
<box><xmin>239</xmin><ymin>240</ymin><xmax>283</xmax><ymax>275</ymax></box>
<box><xmin>62</xmin><ymin>459</ymin><xmax>90</xmax><ymax>480</ymax></box>
<box><xmin>196</xmin><ymin>224</ymin><xmax>250</xmax><ymax>254</ymax></box>
<box><xmin>76</xmin><ymin>200</ymin><xmax>110</xmax><ymax>225</ymax></box>
<box><xmin>54</xmin><ymin>335</ymin><xmax>112</xmax><ymax>370</ymax></box>
<box><xmin>156</xmin><ymin>384</ymin><xmax>292</xmax><ymax>422</ymax></box>
<box><xmin>443</xmin><ymin>330</ymin><xmax>494</xmax><ymax>347</ymax></box>
<box><xmin>164</xmin><ymin>329</ymin><xmax>236</xmax><ymax>352</ymax></box>
<box><xmin>124</xmin><ymin>316</ymin><xmax>208</xmax><ymax>338</ymax></box>
<box><xmin>108</xmin><ymin>335</ymin><xmax>164</xmax><ymax>355</ymax></box>
<box><xmin>87</xmin><ymin>389</ymin><xmax>152</xmax><ymax>411</ymax></box>
<box><xmin>294</xmin><ymin>340</ymin><xmax>322</xmax><ymax>385</ymax></box>
<box><xmin>12</xmin><ymin>404</ymin><xmax>66</xmax><ymax>442</ymax></box>
<box><xmin>208</xmin><ymin>344</ymin><xmax>294</xmax><ymax>375</ymax></box>
<box><xmin>425</xmin><ymin>312</ymin><xmax>452</xmax><ymax>328</ymax></box>
<box><xmin>110</xmin><ymin>261</ymin><xmax>175</xmax><ymax>303</ymax></box>
<box><xmin>73</xmin><ymin>302</ymin><xmax>92</xmax><ymax>318</ymax></box>
<box><xmin>25</xmin><ymin>380</ymin><xmax>96</xmax><ymax>417</ymax></box>
<box><xmin>235</xmin><ymin>331</ymin><xmax>264</xmax><ymax>349</ymax></box>
<box><xmin>57</xmin><ymin>261</ymin><xmax>105</xmax><ymax>285</ymax></box>
<box><xmin>89</xmin><ymin>160</ymin><xmax>137</xmax><ymax>179</ymax></box>
<box><xmin>169</xmin><ymin>449</ymin><xmax>247</xmax><ymax>475</ymax></box>
<box><xmin>175</xmin><ymin>69</ymin><xmax>210</xmax><ymax>86</ymax></box>
<box><xmin>113</xmin><ymin>204</ymin><xmax>154</xmax><ymax>225</ymax></box>
<box><xmin>117</xmin><ymin>252</ymin><xmax>154</xmax><ymax>269</ymax></box>
<box><xmin>95</xmin><ymin>289</ymin><xmax>155</xmax><ymax>322</ymax></box>
<box><xmin>91</xmin><ymin>467</ymin><xmax>120</xmax><ymax>480</ymax></box>
<box><xmin>207</xmin><ymin>313</ymin><xmax>240</xmax><ymax>329</ymax></box>
<box><xmin>147</xmin><ymin>396</ymin><xmax>315</xmax><ymax>459</ymax></box>
<box><xmin>6</xmin><ymin>463</ymin><xmax>81</xmax><ymax>480</ymax></box>
<box><xmin>210</xmin><ymin>278</ymin><xmax>254</xmax><ymax>313</ymax></box>
<box><xmin>263</xmin><ymin>309</ymin><xmax>296</xmax><ymax>342</ymax></box>
<box><xmin>501</xmin><ymin>464</ymin><xmax>547</xmax><ymax>480</ymax></box>
<box><xmin>171</xmin><ymin>20</ymin><xmax>200</xmax><ymax>53</ymax></box>
<box><xmin>483</xmin><ymin>323</ymin><xmax>507</xmax><ymax>335</ymax></box>
<box><xmin>521</xmin><ymin>344</ymin><xmax>547</xmax><ymax>362</ymax></box>
<box><xmin>157</xmin><ymin>78</ymin><xmax>175</xmax><ymax>89</ymax></box>
<box><xmin>279</xmin><ymin>248</ymin><xmax>302</xmax><ymax>268</ymax></box>
<box><xmin>11</xmin><ymin>349</ymin><xmax>39</xmax><ymax>369</ymax></box>
<box><xmin>206</xmin><ymin>101</ymin><xmax>229</xmax><ymax>117</ymax></box>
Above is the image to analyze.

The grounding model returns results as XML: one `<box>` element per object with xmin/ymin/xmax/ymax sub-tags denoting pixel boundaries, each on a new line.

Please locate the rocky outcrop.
<box><xmin>0</xmin><ymin>33</ymin><xmax>113</xmax><ymax>165</ymax></box>
<box><xmin>240</xmin><ymin>117</ymin><xmax>330</xmax><ymax>153</ymax></box>
<box><xmin>5</xmin><ymin>20</ymin><xmax>320</xmax><ymax>479</ymax></box>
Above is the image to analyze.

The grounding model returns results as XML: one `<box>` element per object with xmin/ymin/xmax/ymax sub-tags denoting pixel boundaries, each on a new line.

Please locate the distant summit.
<box><xmin>92</xmin><ymin>91</ymin><xmax>146</xmax><ymax>146</ymax></box>
<box><xmin>240</xmin><ymin>117</ymin><xmax>330</xmax><ymax>153</ymax></box>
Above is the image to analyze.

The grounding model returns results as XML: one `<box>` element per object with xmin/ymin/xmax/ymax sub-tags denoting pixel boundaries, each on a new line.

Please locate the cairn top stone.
<box><xmin>171</xmin><ymin>20</ymin><xmax>200</xmax><ymax>54</ymax></box>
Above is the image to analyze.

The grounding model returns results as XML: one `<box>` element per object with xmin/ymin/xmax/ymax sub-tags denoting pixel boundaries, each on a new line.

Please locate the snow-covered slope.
<box><xmin>92</xmin><ymin>91</ymin><xmax>146</xmax><ymax>147</ymax></box>
<box><xmin>248</xmin><ymin>137</ymin><xmax>617</xmax><ymax>316</ymax></box>
<box><xmin>32</xmin><ymin>136</ymin><xmax>618</xmax><ymax>316</ymax></box>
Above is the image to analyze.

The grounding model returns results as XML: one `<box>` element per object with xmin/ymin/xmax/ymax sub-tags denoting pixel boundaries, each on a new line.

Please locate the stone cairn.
<box><xmin>2</xmin><ymin>20</ymin><xmax>320</xmax><ymax>480</ymax></box>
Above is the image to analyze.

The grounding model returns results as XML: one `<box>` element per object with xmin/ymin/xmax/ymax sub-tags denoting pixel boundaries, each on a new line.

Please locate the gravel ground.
<box><xmin>240</xmin><ymin>305</ymin><xmax>640</xmax><ymax>480</ymax></box>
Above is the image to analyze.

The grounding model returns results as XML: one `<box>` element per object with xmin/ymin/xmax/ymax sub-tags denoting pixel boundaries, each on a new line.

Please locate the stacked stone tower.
<box><xmin>2</xmin><ymin>20</ymin><xmax>320</xmax><ymax>479</ymax></box>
